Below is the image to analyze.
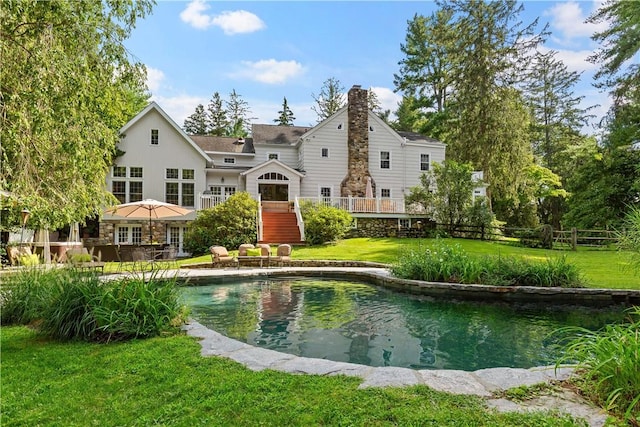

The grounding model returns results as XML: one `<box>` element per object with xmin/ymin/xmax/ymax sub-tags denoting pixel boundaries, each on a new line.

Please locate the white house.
<box><xmin>99</xmin><ymin>85</ymin><xmax>483</xmax><ymax>254</ymax></box>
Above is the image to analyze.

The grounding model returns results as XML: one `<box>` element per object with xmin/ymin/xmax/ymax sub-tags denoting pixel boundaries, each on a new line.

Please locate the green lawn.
<box><xmin>181</xmin><ymin>237</ymin><xmax>639</xmax><ymax>290</ymax></box>
<box><xmin>0</xmin><ymin>327</ymin><xmax>583</xmax><ymax>427</ymax></box>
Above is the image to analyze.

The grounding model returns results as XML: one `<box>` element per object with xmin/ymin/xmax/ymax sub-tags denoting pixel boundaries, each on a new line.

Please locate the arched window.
<box><xmin>258</xmin><ymin>172</ymin><xmax>289</xmax><ymax>181</ymax></box>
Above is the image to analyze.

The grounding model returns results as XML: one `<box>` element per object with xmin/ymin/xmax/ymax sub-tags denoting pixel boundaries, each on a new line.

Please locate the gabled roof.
<box><xmin>252</xmin><ymin>124</ymin><xmax>313</xmax><ymax>145</ymax></box>
<box><xmin>190</xmin><ymin>135</ymin><xmax>255</xmax><ymax>154</ymax></box>
<box><xmin>119</xmin><ymin>102</ymin><xmax>211</xmax><ymax>162</ymax></box>
<box><xmin>240</xmin><ymin>158</ymin><xmax>305</xmax><ymax>177</ymax></box>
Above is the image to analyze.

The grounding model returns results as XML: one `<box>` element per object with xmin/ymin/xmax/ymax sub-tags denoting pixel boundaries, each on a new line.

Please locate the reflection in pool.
<box><xmin>180</xmin><ymin>276</ymin><xmax>627</xmax><ymax>371</ymax></box>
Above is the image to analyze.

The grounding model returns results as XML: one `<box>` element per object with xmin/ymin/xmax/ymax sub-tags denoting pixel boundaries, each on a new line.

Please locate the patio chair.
<box><xmin>210</xmin><ymin>245</ymin><xmax>236</xmax><ymax>267</ymax></box>
<box><xmin>237</xmin><ymin>243</ymin><xmax>255</xmax><ymax>256</ymax></box>
<box><xmin>63</xmin><ymin>247</ymin><xmax>105</xmax><ymax>273</ymax></box>
<box><xmin>272</xmin><ymin>244</ymin><xmax>292</xmax><ymax>267</ymax></box>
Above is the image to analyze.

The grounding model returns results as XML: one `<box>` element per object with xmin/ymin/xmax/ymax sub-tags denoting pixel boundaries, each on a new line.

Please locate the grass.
<box><xmin>1</xmin><ymin>326</ymin><xmax>585</xmax><ymax>426</ymax></box>
<box><xmin>180</xmin><ymin>237</ymin><xmax>640</xmax><ymax>290</ymax></box>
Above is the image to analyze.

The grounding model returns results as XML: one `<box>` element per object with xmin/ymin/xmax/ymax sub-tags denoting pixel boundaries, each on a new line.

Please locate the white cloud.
<box><xmin>230</xmin><ymin>59</ymin><xmax>305</xmax><ymax>84</ymax></box>
<box><xmin>150</xmin><ymin>94</ymin><xmax>208</xmax><ymax>127</ymax></box>
<box><xmin>145</xmin><ymin>67</ymin><xmax>165</xmax><ymax>93</ymax></box>
<box><xmin>212</xmin><ymin>10</ymin><xmax>266</xmax><ymax>35</ymax></box>
<box><xmin>370</xmin><ymin>86</ymin><xmax>402</xmax><ymax>114</ymax></box>
<box><xmin>537</xmin><ymin>46</ymin><xmax>598</xmax><ymax>74</ymax></box>
<box><xmin>180</xmin><ymin>0</ymin><xmax>265</xmax><ymax>34</ymax></box>
<box><xmin>544</xmin><ymin>1</ymin><xmax>608</xmax><ymax>43</ymax></box>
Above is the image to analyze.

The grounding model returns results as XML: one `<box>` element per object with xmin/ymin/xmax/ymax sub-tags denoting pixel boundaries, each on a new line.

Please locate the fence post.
<box><xmin>571</xmin><ymin>227</ymin><xmax>577</xmax><ymax>251</ymax></box>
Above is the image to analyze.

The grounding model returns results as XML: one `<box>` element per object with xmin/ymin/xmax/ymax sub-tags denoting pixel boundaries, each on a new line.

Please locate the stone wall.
<box><xmin>96</xmin><ymin>220</ymin><xmax>190</xmax><ymax>245</ymax></box>
<box><xmin>340</xmin><ymin>85</ymin><xmax>375</xmax><ymax>197</ymax></box>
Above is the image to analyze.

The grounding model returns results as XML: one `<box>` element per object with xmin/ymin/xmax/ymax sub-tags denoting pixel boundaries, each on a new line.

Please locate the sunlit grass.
<box><xmin>174</xmin><ymin>238</ymin><xmax>638</xmax><ymax>290</ymax></box>
<box><xmin>1</xmin><ymin>326</ymin><xmax>585</xmax><ymax>426</ymax></box>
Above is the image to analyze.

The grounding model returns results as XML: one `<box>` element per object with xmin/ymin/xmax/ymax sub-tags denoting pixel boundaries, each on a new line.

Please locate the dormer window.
<box><xmin>268</xmin><ymin>153</ymin><xmax>279</xmax><ymax>160</ymax></box>
<box><xmin>151</xmin><ymin>129</ymin><xmax>159</xmax><ymax>145</ymax></box>
<box><xmin>224</xmin><ymin>157</ymin><xmax>235</xmax><ymax>164</ymax></box>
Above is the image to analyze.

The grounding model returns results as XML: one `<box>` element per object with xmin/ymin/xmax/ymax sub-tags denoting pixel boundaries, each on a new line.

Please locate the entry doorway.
<box><xmin>259</xmin><ymin>184</ymin><xmax>288</xmax><ymax>201</ymax></box>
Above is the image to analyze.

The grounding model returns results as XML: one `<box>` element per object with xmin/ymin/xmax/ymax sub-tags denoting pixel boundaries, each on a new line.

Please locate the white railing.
<box><xmin>198</xmin><ymin>193</ymin><xmax>231</xmax><ymax>210</ymax></box>
<box><xmin>257</xmin><ymin>193</ymin><xmax>263</xmax><ymax>242</ymax></box>
<box><xmin>293</xmin><ymin>197</ymin><xmax>305</xmax><ymax>241</ymax></box>
<box><xmin>297</xmin><ymin>196</ymin><xmax>406</xmax><ymax>214</ymax></box>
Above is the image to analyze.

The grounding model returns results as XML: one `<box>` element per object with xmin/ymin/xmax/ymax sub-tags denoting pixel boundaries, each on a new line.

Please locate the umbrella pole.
<box><xmin>149</xmin><ymin>213</ymin><xmax>153</xmax><ymax>244</ymax></box>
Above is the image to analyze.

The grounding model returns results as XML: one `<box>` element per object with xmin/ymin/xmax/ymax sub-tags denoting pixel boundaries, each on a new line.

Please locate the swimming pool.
<box><xmin>180</xmin><ymin>276</ymin><xmax>627</xmax><ymax>371</ymax></box>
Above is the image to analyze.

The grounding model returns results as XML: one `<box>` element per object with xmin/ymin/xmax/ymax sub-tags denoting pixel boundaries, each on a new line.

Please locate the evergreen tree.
<box><xmin>273</xmin><ymin>97</ymin><xmax>296</xmax><ymax>126</ymax></box>
<box><xmin>1</xmin><ymin>0</ymin><xmax>152</xmax><ymax>229</ymax></box>
<box><xmin>226</xmin><ymin>89</ymin><xmax>254</xmax><ymax>137</ymax></box>
<box><xmin>311</xmin><ymin>77</ymin><xmax>345</xmax><ymax>123</ymax></box>
<box><xmin>183</xmin><ymin>104</ymin><xmax>208</xmax><ymax>135</ymax></box>
<box><xmin>207</xmin><ymin>92</ymin><xmax>228</xmax><ymax>136</ymax></box>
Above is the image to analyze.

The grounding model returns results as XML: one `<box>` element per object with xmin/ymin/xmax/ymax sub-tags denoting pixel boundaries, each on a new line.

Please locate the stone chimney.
<box><xmin>340</xmin><ymin>85</ymin><xmax>375</xmax><ymax>197</ymax></box>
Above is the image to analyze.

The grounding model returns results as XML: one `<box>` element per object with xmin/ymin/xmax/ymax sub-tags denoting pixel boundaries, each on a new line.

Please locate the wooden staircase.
<box><xmin>260</xmin><ymin>212</ymin><xmax>302</xmax><ymax>244</ymax></box>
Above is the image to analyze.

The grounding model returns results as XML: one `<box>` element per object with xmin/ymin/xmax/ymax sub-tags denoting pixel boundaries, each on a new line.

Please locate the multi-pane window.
<box><xmin>131</xmin><ymin>227</ymin><xmax>142</xmax><ymax>245</ymax></box>
<box><xmin>381</xmin><ymin>188</ymin><xmax>391</xmax><ymax>198</ymax></box>
<box><xmin>380</xmin><ymin>151</ymin><xmax>390</xmax><ymax>169</ymax></box>
<box><xmin>223</xmin><ymin>158</ymin><xmax>235</xmax><ymax>164</ymax></box>
<box><xmin>116</xmin><ymin>226</ymin><xmax>142</xmax><ymax>245</ymax></box>
<box><xmin>181</xmin><ymin>183</ymin><xmax>194</xmax><ymax>207</ymax></box>
<box><xmin>166</xmin><ymin>168</ymin><xmax>179</xmax><ymax>179</ymax></box>
<box><xmin>130</xmin><ymin>167</ymin><xmax>143</xmax><ymax>178</ymax></box>
<box><xmin>420</xmin><ymin>154</ymin><xmax>430</xmax><ymax>171</ymax></box>
<box><xmin>113</xmin><ymin>166</ymin><xmax>126</xmax><ymax>177</ymax></box>
<box><xmin>165</xmin><ymin>182</ymin><xmax>179</xmax><ymax>205</ymax></box>
<box><xmin>399</xmin><ymin>218</ymin><xmax>411</xmax><ymax>229</ymax></box>
<box><xmin>182</xmin><ymin>169</ymin><xmax>194</xmax><ymax>180</ymax></box>
<box><xmin>209</xmin><ymin>186</ymin><xmax>222</xmax><ymax>196</ymax></box>
<box><xmin>320</xmin><ymin>187</ymin><xmax>331</xmax><ymax>198</ymax></box>
<box><xmin>112</xmin><ymin>181</ymin><xmax>126</xmax><ymax>203</ymax></box>
<box><xmin>129</xmin><ymin>181</ymin><xmax>143</xmax><ymax>202</ymax></box>
<box><xmin>321</xmin><ymin>148</ymin><xmax>329</xmax><ymax>158</ymax></box>
<box><xmin>224</xmin><ymin>186</ymin><xmax>236</xmax><ymax>196</ymax></box>
<box><xmin>268</xmin><ymin>153</ymin><xmax>279</xmax><ymax>160</ymax></box>
<box><xmin>151</xmin><ymin>129</ymin><xmax>159</xmax><ymax>145</ymax></box>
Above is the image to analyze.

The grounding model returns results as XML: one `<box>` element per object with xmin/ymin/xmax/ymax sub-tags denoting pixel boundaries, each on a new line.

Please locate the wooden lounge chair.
<box><xmin>63</xmin><ymin>247</ymin><xmax>105</xmax><ymax>273</ymax></box>
<box><xmin>210</xmin><ymin>246</ymin><xmax>236</xmax><ymax>267</ymax></box>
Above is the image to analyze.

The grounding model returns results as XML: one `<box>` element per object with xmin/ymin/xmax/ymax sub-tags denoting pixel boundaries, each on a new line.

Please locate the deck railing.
<box><xmin>199</xmin><ymin>194</ymin><xmax>411</xmax><ymax>215</ymax></box>
<box><xmin>297</xmin><ymin>196</ymin><xmax>406</xmax><ymax>214</ymax></box>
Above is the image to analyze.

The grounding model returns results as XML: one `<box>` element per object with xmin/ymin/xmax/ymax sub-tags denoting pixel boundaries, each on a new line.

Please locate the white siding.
<box><xmin>299</xmin><ymin>111</ymin><xmax>348</xmax><ymax>197</ymax></box>
<box><xmin>108</xmin><ymin>109</ymin><xmax>206</xmax><ymax>212</ymax></box>
<box><xmin>253</xmin><ymin>144</ymin><xmax>298</xmax><ymax>166</ymax></box>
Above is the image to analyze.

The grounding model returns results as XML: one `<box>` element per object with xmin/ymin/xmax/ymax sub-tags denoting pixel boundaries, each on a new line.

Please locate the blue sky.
<box><xmin>125</xmin><ymin>0</ymin><xmax>613</xmax><ymax>132</ymax></box>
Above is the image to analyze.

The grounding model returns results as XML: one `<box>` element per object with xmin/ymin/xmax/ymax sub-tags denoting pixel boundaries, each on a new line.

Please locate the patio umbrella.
<box><xmin>365</xmin><ymin>176</ymin><xmax>374</xmax><ymax>198</ymax></box>
<box><xmin>107</xmin><ymin>199</ymin><xmax>194</xmax><ymax>242</ymax></box>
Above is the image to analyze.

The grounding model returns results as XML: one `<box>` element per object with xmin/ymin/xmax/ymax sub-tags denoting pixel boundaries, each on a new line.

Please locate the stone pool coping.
<box><xmin>178</xmin><ymin>262</ymin><xmax>640</xmax><ymax>306</ymax></box>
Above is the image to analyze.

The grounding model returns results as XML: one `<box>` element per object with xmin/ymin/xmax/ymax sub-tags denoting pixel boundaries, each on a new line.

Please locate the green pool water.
<box><xmin>180</xmin><ymin>276</ymin><xmax>627</xmax><ymax>371</ymax></box>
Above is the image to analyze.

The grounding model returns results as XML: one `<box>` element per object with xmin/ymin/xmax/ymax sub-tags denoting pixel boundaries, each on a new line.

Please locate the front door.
<box><xmin>259</xmin><ymin>184</ymin><xmax>288</xmax><ymax>201</ymax></box>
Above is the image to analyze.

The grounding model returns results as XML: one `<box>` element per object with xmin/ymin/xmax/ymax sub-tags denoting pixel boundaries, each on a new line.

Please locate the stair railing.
<box><xmin>294</xmin><ymin>196</ymin><xmax>305</xmax><ymax>242</ymax></box>
<box><xmin>257</xmin><ymin>193</ymin><xmax>263</xmax><ymax>242</ymax></box>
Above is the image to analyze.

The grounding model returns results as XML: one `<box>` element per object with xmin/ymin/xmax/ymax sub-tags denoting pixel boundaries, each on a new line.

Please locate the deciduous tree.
<box><xmin>0</xmin><ymin>0</ymin><xmax>152</xmax><ymax>229</ymax></box>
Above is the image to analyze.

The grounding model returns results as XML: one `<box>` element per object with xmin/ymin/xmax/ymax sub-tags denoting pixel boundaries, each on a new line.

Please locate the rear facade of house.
<box><xmin>97</xmin><ymin>85</ymin><xmax>484</xmax><ymax>256</ymax></box>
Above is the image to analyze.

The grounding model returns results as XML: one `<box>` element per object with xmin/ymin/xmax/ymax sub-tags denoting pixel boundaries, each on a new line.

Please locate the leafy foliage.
<box><xmin>311</xmin><ymin>77</ymin><xmax>345</xmax><ymax>123</ymax></box>
<box><xmin>391</xmin><ymin>240</ymin><xmax>584</xmax><ymax>288</ymax></box>
<box><xmin>0</xmin><ymin>0</ymin><xmax>152</xmax><ymax>229</ymax></box>
<box><xmin>556</xmin><ymin>306</ymin><xmax>640</xmax><ymax>424</ymax></box>
<box><xmin>300</xmin><ymin>202</ymin><xmax>352</xmax><ymax>245</ymax></box>
<box><xmin>184</xmin><ymin>192</ymin><xmax>258</xmax><ymax>255</ymax></box>
<box><xmin>0</xmin><ymin>268</ymin><xmax>185</xmax><ymax>342</ymax></box>
<box><xmin>273</xmin><ymin>97</ymin><xmax>296</xmax><ymax>125</ymax></box>
<box><xmin>617</xmin><ymin>205</ymin><xmax>640</xmax><ymax>275</ymax></box>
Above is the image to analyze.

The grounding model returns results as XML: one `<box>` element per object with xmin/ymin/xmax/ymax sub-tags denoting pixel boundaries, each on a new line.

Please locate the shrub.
<box><xmin>617</xmin><ymin>205</ymin><xmax>640</xmax><ymax>275</ymax></box>
<box><xmin>184</xmin><ymin>192</ymin><xmax>258</xmax><ymax>255</ymax></box>
<box><xmin>391</xmin><ymin>239</ymin><xmax>584</xmax><ymax>288</ymax></box>
<box><xmin>0</xmin><ymin>268</ymin><xmax>186</xmax><ymax>342</ymax></box>
<box><xmin>556</xmin><ymin>307</ymin><xmax>640</xmax><ymax>424</ymax></box>
<box><xmin>300</xmin><ymin>202</ymin><xmax>352</xmax><ymax>245</ymax></box>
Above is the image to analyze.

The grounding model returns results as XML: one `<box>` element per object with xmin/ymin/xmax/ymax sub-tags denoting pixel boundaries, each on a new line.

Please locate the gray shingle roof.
<box><xmin>252</xmin><ymin>124</ymin><xmax>312</xmax><ymax>145</ymax></box>
<box><xmin>397</xmin><ymin>131</ymin><xmax>443</xmax><ymax>144</ymax></box>
<box><xmin>190</xmin><ymin>135</ymin><xmax>255</xmax><ymax>153</ymax></box>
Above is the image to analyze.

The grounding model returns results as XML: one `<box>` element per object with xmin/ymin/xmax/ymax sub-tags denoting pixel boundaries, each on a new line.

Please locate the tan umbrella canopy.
<box><xmin>107</xmin><ymin>199</ymin><xmax>194</xmax><ymax>242</ymax></box>
<box><xmin>365</xmin><ymin>177</ymin><xmax>374</xmax><ymax>198</ymax></box>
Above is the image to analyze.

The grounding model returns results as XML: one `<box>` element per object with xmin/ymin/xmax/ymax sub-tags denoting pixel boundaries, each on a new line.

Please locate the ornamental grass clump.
<box><xmin>555</xmin><ymin>307</ymin><xmax>640</xmax><ymax>424</ymax></box>
<box><xmin>391</xmin><ymin>240</ymin><xmax>584</xmax><ymax>287</ymax></box>
<box><xmin>0</xmin><ymin>268</ymin><xmax>186</xmax><ymax>342</ymax></box>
